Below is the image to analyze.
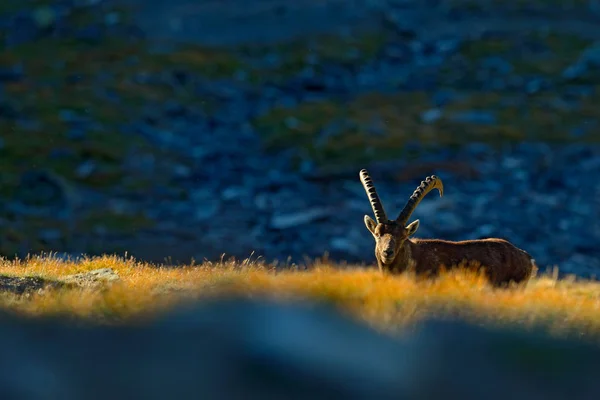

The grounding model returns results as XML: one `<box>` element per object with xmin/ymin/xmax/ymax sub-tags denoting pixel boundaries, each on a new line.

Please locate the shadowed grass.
<box><xmin>8</xmin><ymin>2</ymin><xmax>595</xmax><ymax>181</ymax></box>
<box><xmin>0</xmin><ymin>2</ymin><xmax>391</xmax><ymax>259</ymax></box>
<box><xmin>238</xmin><ymin>31</ymin><xmax>387</xmax><ymax>83</ymax></box>
<box><xmin>1</xmin><ymin>254</ymin><xmax>600</xmax><ymax>341</ymax></box>
<box><xmin>0</xmin><ymin>0</ymin><xmax>54</xmax><ymax>15</ymax></box>
<box><xmin>0</xmin><ymin>3</ymin><xmax>390</xmax><ymax>188</ymax></box>
<box><xmin>447</xmin><ymin>31</ymin><xmax>592</xmax><ymax>78</ymax></box>
<box><xmin>0</xmin><ymin>5</ymin><xmax>218</xmax><ymax>190</ymax></box>
<box><xmin>253</xmin><ymin>88</ymin><xmax>600</xmax><ymax>169</ymax></box>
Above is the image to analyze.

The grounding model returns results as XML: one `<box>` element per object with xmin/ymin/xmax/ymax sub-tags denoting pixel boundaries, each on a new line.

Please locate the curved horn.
<box><xmin>397</xmin><ymin>175</ymin><xmax>444</xmax><ymax>226</ymax></box>
<box><xmin>359</xmin><ymin>169</ymin><xmax>388</xmax><ymax>223</ymax></box>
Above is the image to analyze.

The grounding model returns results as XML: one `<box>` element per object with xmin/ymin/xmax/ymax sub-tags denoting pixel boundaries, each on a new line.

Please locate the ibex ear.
<box><xmin>406</xmin><ymin>219</ymin><xmax>420</xmax><ymax>236</ymax></box>
<box><xmin>364</xmin><ymin>215</ymin><xmax>377</xmax><ymax>235</ymax></box>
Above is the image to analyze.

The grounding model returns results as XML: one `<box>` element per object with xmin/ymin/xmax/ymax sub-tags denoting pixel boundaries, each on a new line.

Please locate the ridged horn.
<box><xmin>396</xmin><ymin>175</ymin><xmax>444</xmax><ymax>226</ymax></box>
<box><xmin>359</xmin><ymin>169</ymin><xmax>388</xmax><ymax>223</ymax></box>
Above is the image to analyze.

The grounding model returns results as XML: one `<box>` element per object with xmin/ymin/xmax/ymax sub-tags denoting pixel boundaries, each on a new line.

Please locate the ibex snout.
<box><xmin>381</xmin><ymin>250</ymin><xmax>395</xmax><ymax>263</ymax></box>
<box><xmin>378</xmin><ymin>235</ymin><xmax>398</xmax><ymax>264</ymax></box>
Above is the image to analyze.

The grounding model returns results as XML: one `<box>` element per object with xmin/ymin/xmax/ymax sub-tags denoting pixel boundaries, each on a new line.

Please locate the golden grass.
<box><xmin>1</xmin><ymin>254</ymin><xmax>599</xmax><ymax>342</ymax></box>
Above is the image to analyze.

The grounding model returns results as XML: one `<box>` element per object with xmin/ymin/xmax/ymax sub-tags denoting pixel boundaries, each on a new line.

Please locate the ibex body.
<box><xmin>359</xmin><ymin>170</ymin><xmax>536</xmax><ymax>287</ymax></box>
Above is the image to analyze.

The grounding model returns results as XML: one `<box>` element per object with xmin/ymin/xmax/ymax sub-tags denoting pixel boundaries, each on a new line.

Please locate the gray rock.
<box><xmin>481</xmin><ymin>56</ymin><xmax>513</xmax><ymax>74</ymax></box>
<box><xmin>525</xmin><ymin>77</ymin><xmax>548</xmax><ymax>94</ymax></box>
<box><xmin>435</xmin><ymin>212</ymin><xmax>464</xmax><ymax>235</ymax></box>
<box><xmin>329</xmin><ymin>228</ymin><xmax>367</xmax><ymax>257</ymax></box>
<box><xmin>0</xmin><ymin>275</ymin><xmax>66</xmax><ymax>295</ymax></box>
<box><xmin>420</xmin><ymin>108</ymin><xmax>443</xmax><ymax>124</ymax></box>
<box><xmin>474</xmin><ymin>224</ymin><xmax>496</xmax><ymax>238</ymax></box>
<box><xmin>0</xmin><ymin>64</ymin><xmax>24</xmax><ymax>82</ymax></box>
<box><xmin>432</xmin><ymin>89</ymin><xmax>464</xmax><ymax>107</ymax></box>
<box><xmin>366</xmin><ymin>116</ymin><xmax>387</xmax><ymax>136</ymax></box>
<box><xmin>75</xmin><ymin>161</ymin><xmax>96</xmax><ymax>179</ymax></box>
<box><xmin>449</xmin><ymin>110</ymin><xmax>496</xmax><ymax>125</ymax></box>
<box><xmin>61</xmin><ymin>268</ymin><xmax>120</xmax><ymax>289</ymax></box>
<box><xmin>563</xmin><ymin>42</ymin><xmax>600</xmax><ymax>80</ymax></box>
<box><xmin>194</xmin><ymin>201</ymin><xmax>220</xmax><ymax>221</ymax></box>
<box><xmin>5</xmin><ymin>13</ymin><xmax>40</xmax><ymax>47</ymax></box>
<box><xmin>190</xmin><ymin>189</ymin><xmax>221</xmax><ymax>221</ymax></box>
<box><xmin>67</xmin><ymin>128</ymin><xmax>86</xmax><ymax>140</ymax></box>
<box><xmin>11</xmin><ymin>170</ymin><xmax>74</xmax><ymax>218</ymax></box>
<box><xmin>271</xmin><ymin>207</ymin><xmax>334</xmax><ymax>229</ymax></box>
<box><xmin>221</xmin><ymin>186</ymin><xmax>249</xmax><ymax>201</ymax></box>
<box><xmin>172</xmin><ymin>164</ymin><xmax>191</xmax><ymax>179</ymax></box>
<box><xmin>104</xmin><ymin>12</ymin><xmax>121</xmax><ymax>26</ymax></box>
<box><xmin>330</xmin><ymin>237</ymin><xmax>355</xmax><ymax>253</ymax></box>
<box><xmin>32</xmin><ymin>6</ymin><xmax>57</xmax><ymax>29</ymax></box>
<box><xmin>38</xmin><ymin>229</ymin><xmax>63</xmax><ymax>242</ymax></box>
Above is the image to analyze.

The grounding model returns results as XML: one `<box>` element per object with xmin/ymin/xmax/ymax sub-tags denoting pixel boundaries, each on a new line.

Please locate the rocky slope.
<box><xmin>1</xmin><ymin>0</ymin><xmax>599</xmax><ymax>277</ymax></box>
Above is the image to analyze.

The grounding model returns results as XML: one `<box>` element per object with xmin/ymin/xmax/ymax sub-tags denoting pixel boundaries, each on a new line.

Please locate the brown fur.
<box><xmin>365</xmin><ymin>216</ymin><xmax>536</xmax><ymax>288</ymax></box>
<box><xmin>360</xmin><ymin>171</ymin><xmax>537</xmax><ymax>287</ymax></box>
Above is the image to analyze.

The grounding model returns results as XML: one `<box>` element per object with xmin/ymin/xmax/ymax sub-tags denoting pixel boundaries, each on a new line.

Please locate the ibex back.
<box><xmin>359</xmin><ymin>169</ymin><xmax>536</xmax><ymax>287</ymax></box>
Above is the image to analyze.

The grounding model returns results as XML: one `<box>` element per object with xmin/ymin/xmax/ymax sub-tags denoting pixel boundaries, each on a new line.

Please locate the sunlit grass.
<box><xmin>1</xmin><ymin>254</ymin><xmax>599</xmax><ymax>341</ymax></box>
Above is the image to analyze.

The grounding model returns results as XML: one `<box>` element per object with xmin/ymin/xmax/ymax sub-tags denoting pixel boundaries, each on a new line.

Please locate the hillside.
<box><xmin>0</xmin><ymin>0</ymin><xmax>598</xmax><ymax>278</ymax></box>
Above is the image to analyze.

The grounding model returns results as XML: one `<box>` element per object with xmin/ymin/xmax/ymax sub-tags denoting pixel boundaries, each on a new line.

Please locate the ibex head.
<box><xmin>360</xmin><ymin>169</ymin><xmax>444</xmax><ymax>270</ymax></box>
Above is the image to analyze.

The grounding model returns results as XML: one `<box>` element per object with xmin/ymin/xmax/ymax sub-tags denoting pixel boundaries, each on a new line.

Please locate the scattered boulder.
<box><xmin>61</xmin><ymin>268</ymin><xmax>120</xmax><ymax>289</ymax></box>
<box><xmin>0</xmin><ymin>269</ymin><xmax>119</xmax><ymax>295</ymax></box>
<box><xmin>0</xmin><ymin>275</ymin><xmax>66</xmax><ymax>295</ymax></box>
<box><xmin>562</xmin><ymin>41</ymin><xmax>600</xmax><ymax>80</ymax></box>
<box><xmin>270</xmin><ymin>207</ymin><xmax>334</xmax><ymax>230</ymax></box>
<box><xmin>9</xmin><ymin>170</ymin><xmax>77</xmax><ymax>219</ymax></box>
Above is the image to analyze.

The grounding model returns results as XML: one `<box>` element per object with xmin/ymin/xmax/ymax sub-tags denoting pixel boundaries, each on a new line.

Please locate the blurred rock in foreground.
<box><xmin>0</xmin><ymin>298</ymin><xmax>598</xmax><ymax>400</ymax></box>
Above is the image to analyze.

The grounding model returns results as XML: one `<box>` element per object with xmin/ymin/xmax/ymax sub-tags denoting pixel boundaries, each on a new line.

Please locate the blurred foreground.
<box><xmin>0</xmin><ymin>257</ymin><xmax>598</xmax><ymax>398</ymax></box>
<box><xmin>0</xmin><ymin>294</ymin><xmax>599</xmax><ymax>399</ymax></box>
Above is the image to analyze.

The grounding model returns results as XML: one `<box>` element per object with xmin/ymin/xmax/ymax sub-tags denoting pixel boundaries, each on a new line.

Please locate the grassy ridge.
<box><xmin>1</xmin><ymin>255</ymin><xmax>599</xmax><ymax>340</ymax></box>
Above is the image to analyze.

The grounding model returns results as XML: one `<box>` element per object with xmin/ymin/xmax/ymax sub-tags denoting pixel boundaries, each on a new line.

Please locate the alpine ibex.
<box><xmin>359</xmin><ymin>169</ymin><xmax>536</xmax><ymax>287</ymax></box>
